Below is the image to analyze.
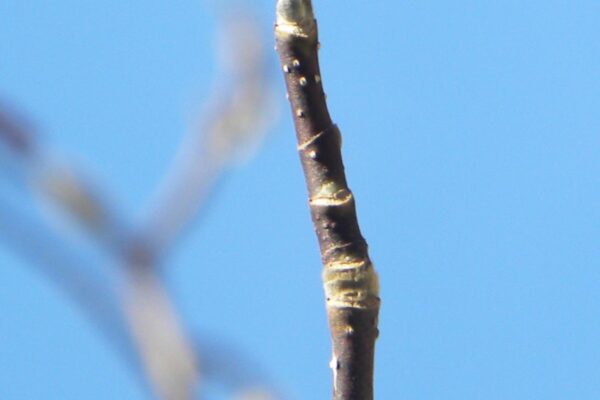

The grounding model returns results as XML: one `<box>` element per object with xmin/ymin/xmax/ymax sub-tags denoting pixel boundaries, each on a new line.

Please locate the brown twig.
<box><xmin>274</xmin><ymin>1</ymin><xmax>380</xmax><ymax>399</ymax></box>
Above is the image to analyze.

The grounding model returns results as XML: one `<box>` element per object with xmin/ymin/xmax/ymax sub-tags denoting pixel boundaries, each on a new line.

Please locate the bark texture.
<box><xmin>274</xmin><ymin>1</ymin><xmax>381</xmax><ymax>399</ymax></box>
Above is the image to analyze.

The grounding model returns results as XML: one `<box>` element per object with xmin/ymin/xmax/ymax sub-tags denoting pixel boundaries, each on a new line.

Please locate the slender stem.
<box><xmin>140</xmin><ymin>12</ymin><xmax>273</xmax><ymax>257</ymax></box>
<box><xmin>274</xmin><ymin>2</ymin><xmax>380</xmax><ymax>399</ymax></box>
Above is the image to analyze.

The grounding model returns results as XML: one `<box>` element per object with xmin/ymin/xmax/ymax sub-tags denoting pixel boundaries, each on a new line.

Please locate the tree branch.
<box><xmin>274</xmin><ymin>1</ymin><xmax>380</xmax><ymax>399</ymax></box>
<box><xmin>139</xmin><ymin>11</ymin><xmax>275</xmax><ymax>257</ymax></box>
<box><xmin>1</xmin><ymin>7</ymin><xmax>281</xmax><ymax>400</ymax></box>
<box><xmin>0</xmin><ymin>108</ymin><xmax>200</xmax><ymax>399</ymax></box>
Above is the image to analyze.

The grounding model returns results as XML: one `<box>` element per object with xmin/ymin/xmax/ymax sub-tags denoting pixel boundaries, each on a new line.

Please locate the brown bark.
<box><xmin>274</xmin><ymin>2</ymin><xmax>381</xmax><ymax>399</ymax></box>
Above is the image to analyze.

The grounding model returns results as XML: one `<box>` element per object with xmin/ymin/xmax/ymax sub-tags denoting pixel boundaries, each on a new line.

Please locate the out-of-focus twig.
<box><xmin>0</xmin><ymin>202</ymin><xmax>278</xmax><ymax>399</ymax></box>
<box><xmin>0</xmin><ymin>8</ymin><xmax>282</xmax><ymax>400</ymax></box>
<box><xmin>0</xmin><ymin>105</ymin><xmax>126</xmax><ymax>249</ymax></box>
<box><xmin>0</xmin><ymin>118</ymin><xmax>206</xmax><ymax>400</ymax></box>
<box><xmin>139</xmin><ymin>11</ymin><xmax>277</xmax><ymax>256</ymax></box>
<box><xmin>123</xmin><ymin>267</ymin><xmax>199</xmax><ymax>400</ymax></box>
<box><xmin>0</xmin><ymin>106</ymin><xmax>200</xmax><ymax>400</ymax></box>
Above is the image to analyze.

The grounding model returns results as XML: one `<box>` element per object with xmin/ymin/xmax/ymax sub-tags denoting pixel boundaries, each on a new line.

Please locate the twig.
<box><xmin>274</xmin><ymin>2</ymin><xmax>380</xmax><ymax>399</ymax></box>
<box><xmin>0</xmin><ymin>108</ymin><xmax>200</xmax><ymax>399</ymax></box>
<box><xmin>1</xmin><ymin>9</ymin><xmax>280</xmax><ymax>398</ymax></box>
<box><xmin>0</xmin><ymin>203</ymin><xmax>278</xmax><ymax>399</ymax></box>
<box><xmin>1</xmin><ymin>7</ymin><xmax>281</xmax><ymax>400</ymax></box>
<box><xmin>122</xmin><ymin>266</ymin><xmax>198</xmax><ymax>400</ymax></box>
<box><xmin>140</xmin><ymin>12</ymin><xmax>275</xmax><ymax>256</ymax></box>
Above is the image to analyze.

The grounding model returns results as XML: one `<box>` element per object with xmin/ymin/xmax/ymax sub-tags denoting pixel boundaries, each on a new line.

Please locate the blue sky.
<box><xmin>1</xmin><ymin>1</ymin><xmax>600</xmax><ymax>399</ymax></box>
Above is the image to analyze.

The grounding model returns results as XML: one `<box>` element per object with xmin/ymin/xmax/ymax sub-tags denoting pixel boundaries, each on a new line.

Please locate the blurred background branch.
<box><xmin>0</xmin><ymin>5</ymin><xmax>279</xmax><ymax>400</ymax></box>
<box><xmin>139</xmin><ymin>11</ymin><xmax>276</xmax><ymax>258</ymax></box>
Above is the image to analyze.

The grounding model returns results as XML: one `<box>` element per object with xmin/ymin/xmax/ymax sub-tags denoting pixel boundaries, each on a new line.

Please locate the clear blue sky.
<box><xmin>1</xmin><ymin>1</ymin><xmax>600</xmax><ymax>399</ymax></box>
